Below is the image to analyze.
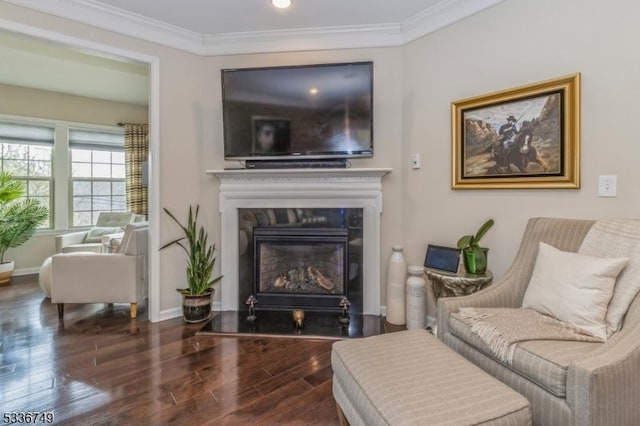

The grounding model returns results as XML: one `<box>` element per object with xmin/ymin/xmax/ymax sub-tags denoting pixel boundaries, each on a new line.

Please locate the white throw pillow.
<box><xmin>521</xmin><ymin>242</ymin><xmax>628</xmax><ymax>340</ymax></box>
<box><xmin>84</xmin><ymin>226</ymin><xmax>122</xmax><ymax>243</ymax></box>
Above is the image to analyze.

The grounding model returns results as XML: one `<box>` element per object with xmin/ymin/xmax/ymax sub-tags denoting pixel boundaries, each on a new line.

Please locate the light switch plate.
<box><xmin>410</xmin><ymin>154</ymin><xmax>421</xmax><ymax>169</ymax></box>
<box><xmin>598</xmin><ymin>175</ymin><xmax>617</xmax><ymax>197</ymax></box>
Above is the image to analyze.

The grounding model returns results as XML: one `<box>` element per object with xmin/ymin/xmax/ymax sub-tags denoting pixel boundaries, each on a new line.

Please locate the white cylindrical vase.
<box><xmin>385</xmin><ymin>245</ymin><xmax>407</xmax><ymax>325</ymax></box>
<box><xmin>406</xmin><ymin>265</ymin><xmax>427</xmax><ymax>330</ymax></box>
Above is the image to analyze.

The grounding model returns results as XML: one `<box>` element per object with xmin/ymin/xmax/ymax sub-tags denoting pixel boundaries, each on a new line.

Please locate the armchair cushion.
<box><xmin>450</xmin><ymin>315</ymin><xmax>601</xmax><ymax>398</ymax></box>
<box><xmin>521</xmin><ymin>242</ymin><xmax>628</xmax><ymax>340</ymax></box>
<box><xmin>84</xmin><ymin>226</ymin><xmax>122</xmax><ymax>243</ymax></box>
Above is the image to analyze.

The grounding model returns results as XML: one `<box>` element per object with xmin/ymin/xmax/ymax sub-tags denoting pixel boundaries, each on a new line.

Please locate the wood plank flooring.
<box><xmin>0</xmin><ymin>277</ymin><xmax>341</xmax><ymax>425</ymax></box>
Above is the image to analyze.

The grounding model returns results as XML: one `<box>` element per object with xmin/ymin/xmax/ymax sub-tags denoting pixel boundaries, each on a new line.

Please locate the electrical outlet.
<box><xmin>410</xmin><ymin>154</ymin><xmax>421</xmax><ymax>169</ymax></box>
<box><xmin>598</xmin><ymin>175</ymin><xmax>617</xmax><ymax>197</ymax></box>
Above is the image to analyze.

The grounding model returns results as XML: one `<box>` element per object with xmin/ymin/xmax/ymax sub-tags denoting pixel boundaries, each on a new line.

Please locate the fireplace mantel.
<box><xmin>209</xmin><ymin>167</ymin><xmax>391</xmax><ymax>181</ymax></box>
<box><xmin>207</xmin><ymin>167</ymin><xmax>391</xmax><ymax>314</ymax></box>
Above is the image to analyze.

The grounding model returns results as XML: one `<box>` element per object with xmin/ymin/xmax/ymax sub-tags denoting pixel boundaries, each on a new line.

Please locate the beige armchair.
<box><xmin>55</xmin><ymin>212</ymin><xmax>145</xmax><ymax>253</ymax></box>
<box><xmin>51</xmin><ymin>223</ymin><xmax>148</xmax><ymax>319</ymax></box>
<box><xmin>437</xmin><ymin>218</ymin><xmax>640</xmax><ymax>426</ymax></box>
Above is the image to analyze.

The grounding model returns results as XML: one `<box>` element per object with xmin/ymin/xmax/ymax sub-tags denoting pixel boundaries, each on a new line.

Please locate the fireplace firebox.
<box><xmin>253</xmin><ymin>227</ymin><xmax>349</xmax><ymax>312</ymax></box>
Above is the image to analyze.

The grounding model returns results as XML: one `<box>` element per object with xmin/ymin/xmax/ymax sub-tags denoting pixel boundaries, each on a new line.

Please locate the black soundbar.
<box><xmin>245</xmin><ymin>159</ymin><xmax>348</xmax><ymax>169</ymax></box>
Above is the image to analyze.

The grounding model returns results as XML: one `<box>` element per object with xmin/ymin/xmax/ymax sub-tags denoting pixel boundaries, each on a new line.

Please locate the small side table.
<box><xmin>425</xmin><ymin>268</ymin><xmax>493</xmax><ymax>300</ymax></box>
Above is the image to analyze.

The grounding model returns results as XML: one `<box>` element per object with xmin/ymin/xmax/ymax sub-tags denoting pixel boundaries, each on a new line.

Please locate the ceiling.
<box><xmin>0</xmin><ymin>0</ymin><xmax>506</xmax><ymax>104</ymax></box>
<box><xmin>97</xmin><ymin>0</ymin><xmax>435</xmax><ymax>34</ymax></box>
<box><xmin>5</xmin><ymin>0</ymin><xmax>506</xmax><ymax>55</ymax></box>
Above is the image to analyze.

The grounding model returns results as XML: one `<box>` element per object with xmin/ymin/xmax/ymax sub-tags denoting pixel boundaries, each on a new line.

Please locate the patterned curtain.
<box><xmin>124</xmin><ymin>124</ymin><xmax>148</xmax><ymax>217</ymax></box>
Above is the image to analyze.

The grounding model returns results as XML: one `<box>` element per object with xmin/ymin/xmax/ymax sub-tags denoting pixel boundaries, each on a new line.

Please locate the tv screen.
<box><xmin>222</xmin><ymin>62</ymin><xmax>373</xmax><ymax>161</ymax></box>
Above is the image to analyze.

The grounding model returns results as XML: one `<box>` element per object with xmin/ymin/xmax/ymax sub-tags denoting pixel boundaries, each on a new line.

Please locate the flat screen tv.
<box><xmin>222</xmin><ymin>61</ymin><xmax>373</xmax><ymax>161</ymax></box>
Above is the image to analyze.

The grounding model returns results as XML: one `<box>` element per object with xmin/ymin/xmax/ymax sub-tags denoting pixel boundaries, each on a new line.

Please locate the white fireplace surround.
<box><xmin>207</xmin><ymin>168</ymin><xmax>392</xmax><ymax>315</ymax></box>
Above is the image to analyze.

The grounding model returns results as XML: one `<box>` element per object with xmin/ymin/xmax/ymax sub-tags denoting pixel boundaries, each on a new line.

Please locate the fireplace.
<box><xmin>208</xmin><ymin>168</ymin><xmax>391</xmax><ymax>315</ymax></box>
<box><xmin>237</xmin><ymin>207</ymin><xmax>363</xmax><ymax>314</ymax></box>
<box><xmin>253</xmin><ymin>227</ymin><xmax>349</xmax><ymax>311</ymax></box>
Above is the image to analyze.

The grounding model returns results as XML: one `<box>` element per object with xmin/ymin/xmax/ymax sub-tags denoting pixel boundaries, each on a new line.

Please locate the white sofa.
<box><xmin>51</xmin><ymin>222</ymin><xmax>148</xmax><ymax>319</ymax></box>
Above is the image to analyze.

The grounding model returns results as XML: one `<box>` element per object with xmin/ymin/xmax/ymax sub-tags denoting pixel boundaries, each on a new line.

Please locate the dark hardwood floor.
<box><xmin>0</xmin><ymin>277</ymin><xmax>340</xmax><ymax>425</ymax></box>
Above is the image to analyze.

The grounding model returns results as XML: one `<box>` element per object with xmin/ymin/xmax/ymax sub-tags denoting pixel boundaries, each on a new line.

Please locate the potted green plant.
<box><xmin>160</xmin><ymin>205</ymin><xmax>222</xmax><ymax>323</ymax></box>
<box><xmin>456</xmin><ymin>219</ymin><xmax>494</xmax><ymax>275</ymax></box>
<box><xmin>0</xmin><ymin>172</ymin><xmax>48</xmax><ymax>285</ymax></box>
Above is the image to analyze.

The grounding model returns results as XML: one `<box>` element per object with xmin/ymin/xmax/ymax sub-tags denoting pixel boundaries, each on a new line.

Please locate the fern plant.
<box><xmin>160</xmin><ymin>205</ymin><xmax>222</xmax><ymax>295</ymax></box>
<box><xmin>0</xmin><ymin>172</ymin><xmax>48</xmax><ymax>264</ymax></box>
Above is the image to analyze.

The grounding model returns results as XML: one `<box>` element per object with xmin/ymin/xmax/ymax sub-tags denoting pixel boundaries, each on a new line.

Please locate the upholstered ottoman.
<box><xmin>331</xmin><ymin>329</ymin><xmax>531</xmax><ymax>425</ymax></box>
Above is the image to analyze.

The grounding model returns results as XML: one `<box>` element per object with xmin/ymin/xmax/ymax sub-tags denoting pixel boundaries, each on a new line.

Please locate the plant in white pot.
<box><xmin>0</xmin><ymin>172</ymin><xmax>48</xmax><ymax>285</ymax></box>
<box><xmin>161</xmin><ymin>205</ymin><xmax>222</xmax><ymax>323</ymax></box>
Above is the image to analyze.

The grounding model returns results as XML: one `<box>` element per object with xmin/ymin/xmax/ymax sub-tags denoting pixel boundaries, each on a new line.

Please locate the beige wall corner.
<box><xmin>401</xmin><ymin>0</ymin><xmax>640</xmax><ymax>277</ymax></box>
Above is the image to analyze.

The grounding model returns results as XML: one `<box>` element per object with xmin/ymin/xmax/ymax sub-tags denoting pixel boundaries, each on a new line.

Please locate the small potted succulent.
<box><xmin>456</xmin><ymin>219</ymin><xmax>494</xmax><ymax>275</ymax></box>
<box><xmin>161</xmin><ymin>205</ymin><xmax>222</xmax><ymax>323</ymax></box>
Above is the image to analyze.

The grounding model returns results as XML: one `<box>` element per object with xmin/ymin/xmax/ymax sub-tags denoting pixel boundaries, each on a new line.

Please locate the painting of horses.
<box><xmin>451</xmin><ymin>74</ymin><xmax>580</xmax><ymax>189</ymax></box>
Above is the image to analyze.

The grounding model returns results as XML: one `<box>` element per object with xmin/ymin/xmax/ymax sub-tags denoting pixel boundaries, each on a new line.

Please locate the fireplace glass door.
<box><xmin>253</xmin><ymin>227</ymin><xmax>349</xmax><ymax>311</ymax></box>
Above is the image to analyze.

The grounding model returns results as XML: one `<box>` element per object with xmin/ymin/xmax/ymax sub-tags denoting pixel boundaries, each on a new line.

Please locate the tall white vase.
<box><xmin>406</xmin><ymin>265</ymin><xmax>427</xmax><ymax>330</ymax></box>
<box><xmin>386</xmin><ymin>245</ymin><xmax>407</xmax><ymax>325</ymax></box>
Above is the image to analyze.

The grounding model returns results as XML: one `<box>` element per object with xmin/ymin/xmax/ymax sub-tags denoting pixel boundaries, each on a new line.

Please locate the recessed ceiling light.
<box><xmin>309</xmin><ymin>88</ymin><xmax>318</xmax><ymax>95</ymax></box>
<box><xmin>271</xmin><ymin>0</ymin><xmax>293</xmax><ymax>9</ymax></box>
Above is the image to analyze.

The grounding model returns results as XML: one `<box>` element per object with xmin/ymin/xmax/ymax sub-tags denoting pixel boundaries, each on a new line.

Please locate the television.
<box><xmin>222</xmin><ymin>62</ymin><xmax>373</xmax><ymax>161</ymax></box>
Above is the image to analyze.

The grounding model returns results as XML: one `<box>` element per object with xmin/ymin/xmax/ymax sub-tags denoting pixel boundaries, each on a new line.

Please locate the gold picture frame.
<box><xmin>452</xmin><ymin>73</ymin><xmax>580</xmax><ymax>189</ymax></box>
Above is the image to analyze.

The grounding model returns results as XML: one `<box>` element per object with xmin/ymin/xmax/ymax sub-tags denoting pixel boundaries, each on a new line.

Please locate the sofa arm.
<box><xmin>436</xmin><ymin>269</ymin><xmax>520</xmax><ymax>339</ymax></box>
<box><xmin>567</xmin><ymin>322</ymin><xmax>640</xmax><ymax>426</ymax></box>
<box><xmin>55</xmin><ymin>231</ymin><xmax>88</xmax><ymax>253</ymax></box>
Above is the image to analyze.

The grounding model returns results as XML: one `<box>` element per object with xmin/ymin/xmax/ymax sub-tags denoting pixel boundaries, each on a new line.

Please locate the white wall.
<box><xmin>402</xmin><ymin>0</ymin><xmax>640</xmax><ymax>280</ymax></box>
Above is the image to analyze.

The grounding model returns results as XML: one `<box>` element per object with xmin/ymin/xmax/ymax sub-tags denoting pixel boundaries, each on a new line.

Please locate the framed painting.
<box><xmin>451</xmin><ymin>74</ymin><xmax>580</xmax><ymax>189</ymax></box>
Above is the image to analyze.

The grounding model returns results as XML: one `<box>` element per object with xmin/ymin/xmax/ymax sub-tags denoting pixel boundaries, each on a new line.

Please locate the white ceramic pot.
<box><xmin>386</xmin><ymin>245</ymin><xmax>407</xmax><ymax>325</ymax></box>
<box><xmin>0</xmin><ymin>260</ymin><xmax>15</xmax><ymax>286</ymax></box>
<box><xmin>406</xmin><ymin>265</ymin><xmax>427</xmax><ymax>330</ymax></box>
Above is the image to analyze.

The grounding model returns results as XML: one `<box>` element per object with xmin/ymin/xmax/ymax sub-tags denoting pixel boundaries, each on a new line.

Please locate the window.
<box><xmin>69</xmin><ymin>129</ymin><xmax>126</xmax><ymax>227</ymax></box>
<box><xmin>0</xmin><ymin>122</ymin><xmax>54</xmax><ymax>229</ymax></box>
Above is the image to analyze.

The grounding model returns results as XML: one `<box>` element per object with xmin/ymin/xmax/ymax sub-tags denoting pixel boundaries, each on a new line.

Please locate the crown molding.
<box><xmin>201</xmin><ymin>24</ymin><xmax>403</xmax><ymax>56</ymax></box>
<box><xmin>3</xmin><ymin>0</ymin><xmax>207</xmax><ymax>54</ymax></box>
<box><xmin>401</xmin><ymin>0</ymin><xmax>506</xmax><ymax>43</ymax></box>
<box><xmin>4</xmin><ymin>0</ymin><xmax>506</xmax><ymax>56</ymax></box>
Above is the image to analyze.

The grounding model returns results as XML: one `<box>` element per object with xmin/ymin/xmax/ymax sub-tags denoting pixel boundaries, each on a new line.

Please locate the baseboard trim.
<box><xmin>157</xmin><ymin>307</ymin><xmax>182</xmax><ymax>322</ymax></box>
<box><xmin>156</xmin><ymin>301</ymin><xmax>223</xmax><ymax>323</ymax></box>
<box><xmin>14</xmin><ymin>267</ymin><xmax>41</xmax><ymax>277</ymax></box>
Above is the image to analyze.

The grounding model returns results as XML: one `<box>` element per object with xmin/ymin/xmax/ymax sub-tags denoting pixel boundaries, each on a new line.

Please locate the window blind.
<box><xmin>69</xmin><ymin>128</ymin><xmax>124</xmax><ymax>151</ymax></box>
<box><xmin>0</xmin><ymin>121</ymin><xmax>55</xmax><ymax>146</ymax></box>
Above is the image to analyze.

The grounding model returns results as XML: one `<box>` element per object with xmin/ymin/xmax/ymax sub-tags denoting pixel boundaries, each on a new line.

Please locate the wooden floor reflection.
<box><xmin>0</xmin><ymin>277</ymin><xmax>340</xmax><ymax>425</ymax></box>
